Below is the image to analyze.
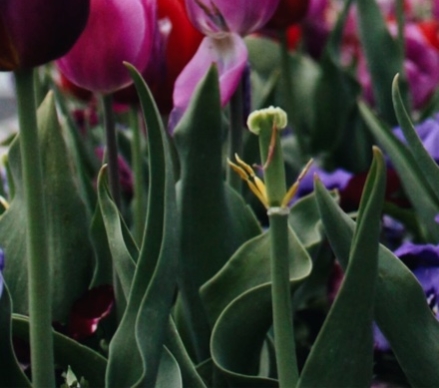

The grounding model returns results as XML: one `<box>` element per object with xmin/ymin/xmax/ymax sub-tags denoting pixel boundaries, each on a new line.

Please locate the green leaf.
<box><xmin>2</xmin><ymin>92</ymin><xmax>94</xmax><ymax>321</ymax></box>
<box><xmin>165</xmin><ymin>318</ymin><xmax>207</xmax><ymax>388</ymax></box>
<box><xmin>356</xmin><ymin>0</ymin><xmax>402</xmax><ymax>124</ymax></box>
<box><xmin>311</xmin><ymin>0</ymin><xmax>361</xmax><ymax>156</ymax></box>
<box><xmin>12</xmin><ymin>314</ymin><xmax>107</xmax><ymax>388</ymax></box>
<box><xmin>202</xmin><ymin>228</ymin><xmax>311</xmax><ymax>325</ymax></box>
<box><xmin>0</xmin><ymin>285</ymin><xmax>31</xmax><ymax>387</ymax></box>
<box><xmin>97</xmin><ymin>167</ymin><xmax>136</xmax><ymax>300</ymax></box>
<box><xmin>173</xmin><ymin>65</ymin><xmax>261</xmax><ymax>360</ymax></box>
<box><xmin>313</xmin><ymin>151</ymin><xmax>439</xmax><ymax>387</ymax></box>
<box><xmin>209</xmin><ymin>227</ymin><xmax>312</xmax><ymax>387</ymax></box>
<box><xmin>298</xmin><ymin>148</ymin><xmax>385</xmax><ymax>387</ymax></box>
<box><xmin>392</xmin><ymin>74</ymin><xmax>439</xmax><ymax>197</ymax></box>
<box><xmin>360</xmin><ymin>101</ymin><xmax>439</xmax><ymax>241</ymax></box>
<box><xmin>156</xmin><ymin>347</ymin><xmax>183</xmax><ymax>388</ymax></box>
<box><xmin>106</xmin><ymin>64</ymin><xmax>179</xmax><ymax>387</ymax></box>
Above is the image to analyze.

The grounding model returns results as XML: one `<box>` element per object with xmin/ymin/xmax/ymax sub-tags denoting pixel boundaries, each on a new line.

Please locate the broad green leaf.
<box><xmin>288</xmin><ymin>192</ymin><xmax>326</xmax><ymax>251</ymax></box>
<box><xmin>298</xmin><ymin>148</ymin><xmax>385</xmax><ymax>387</ymax></box>
<box><xmin>13</xmin><ymin>314</ymin><xmax>107</xmax><ymax>388</ymax></box>
<box><xmin>106</xmin><ymin>64</ymin><xmax>178</xmax><ymax>387</ymax></box>
<box><xmin>2</xmin><ymin>92</ymin><xmax>94</xmax><ymax>321</ymax></box>
<box><xmin>360</xmin><ymin>101</ymin><xmax>439</xmax><ymax>241</ymax></box>
<box><xmin>356</xmin><ymin>0</ymin><xmax>402</xmax><ymax>124</ymax></box>
<box><xmin>202</xmin><ymin>228</ymin><xmax>312</xmax><ymax>325</ymax></box>
<box><xmin>0</xmin><ymin>285</ymin><xmax>31</xmax><ymax>387</ymax></box>
<box><xmin>392</xmin><ymin>74</ymin><xmax>439</xmax><ymax>197</ymax></box>
<box><xmin>314</xmin><ymin>154</ymin><xmax>439</xmax><ymax>387</ymax></box>
<box><xmin>209</xmin><ymin>227</ymin><xmax>312</xmax><ymax>387</ymax></box>
<box><xmin>173</xmin><ymin>66</ymin><xmax>261</xmax><ymax>361</ymax></box>
<box><xmin>211</xmin><ymin>284</ymin><xmax>279</xmax><ymax>388</ymax></box>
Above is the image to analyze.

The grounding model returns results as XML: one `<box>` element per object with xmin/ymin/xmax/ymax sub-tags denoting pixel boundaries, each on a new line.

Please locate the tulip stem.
<box><xmin>130</xmin><ymin>107</ymin><xmax>147</xmax><ymax>244</ymax></box>
<box><xmin>269</xmin><ymin>211</ymin><xmax>299</xmax><ymax>387</ymax></box>
<box><xmin>14</xmin><ymin>68</ymin><xmax>55</xmax><ymax>388</ymax></box>
<box><xmin>279</xmin><ymin>30</ymin><xmax>307</xmax><ymax>158</ymax></box>
<box><xmin>249</xmin><ymin>107</ymin><xmax>298</xmax><ymax>387</ymax></box>
<box><xmin>227</xmin><ymin>78</ymin><xmax>244</xmax><ymax>193</ymax></box>
<box><xmin>101</xmin><ymin>94</ymin><xmax>121</xmax><ymax>209</ymax></box>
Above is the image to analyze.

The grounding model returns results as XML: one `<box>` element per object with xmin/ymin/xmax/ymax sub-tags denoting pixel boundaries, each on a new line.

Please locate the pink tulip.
<box><xmin>57</xmin><ymin>0</ymin><xmax>156</xmax><ymax>94</ymax></box>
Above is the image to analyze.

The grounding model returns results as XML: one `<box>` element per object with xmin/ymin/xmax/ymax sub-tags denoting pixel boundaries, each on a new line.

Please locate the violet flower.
<box><xmin>375</xmin><ymin>242</ymin><xmax>439</xmax><ymax>351</ymax></box>
<box><xmin>57</xmin><ymin>0</ymin><xmax>156</xmax><ymax>94</ymax></box>
<box><xmin>0</xmin><ymin>0</ymin><xmax>89</xmax><ymax>71</ymax></box>
<box><xmin>170</xmin><ymin>0</ymin><xmax>279</xmax><ymax>128</ymax></box>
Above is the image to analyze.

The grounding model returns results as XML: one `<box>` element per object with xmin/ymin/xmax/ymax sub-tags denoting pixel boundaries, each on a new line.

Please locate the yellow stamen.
<box><xmin>227</xmin><ymin>157</ymin><xmax>269</xmax><ymax>208</ymax></box>
<box><xmin>281</xmin><ymin>159</ymin><xmax>314</xmax><ymax>208</ymax></box>
<box><xmin>0</xmin><ymin>196</ymin><xmax>9</xmax><ymax>210</ymax></box>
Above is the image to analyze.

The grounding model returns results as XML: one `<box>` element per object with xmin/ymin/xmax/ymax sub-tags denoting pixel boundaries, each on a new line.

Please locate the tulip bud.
<box><xmin>57</xmin><ymin>0</ymin><xmax>156</xmax><ymax>94</ymax></box>
<box><xmin>0</xmin><ymin>0</ymin><xmax>90</xmax><ymax>71</ymax></box>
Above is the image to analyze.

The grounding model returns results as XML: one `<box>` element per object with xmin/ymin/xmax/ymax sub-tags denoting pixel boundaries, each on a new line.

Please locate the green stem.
<box><xmin>130</xmin><ymin>107</ymin><xmax>146</xmax><ymax>244</ymax></box>
<box><xmin>14</xmin><ymin>68</ymin><xmax>55</xmax><ymax>388</ymax></box>
<box><xmin>249</xmin><ymin>107</ymin><xmax>298</xmax><ymax>387</ymax></box>
<box><xmin>227</xmin><ymin>78</ymin><xmax>244</xmax><ymax>192</ymax></box>
<box><xmin>269</xmin><ymin>212</ymin><xmax>298</xmax><ymax>387</ymax></box>
<box><xmin>279</xmin><ymin>30</ymin><xmax>306</xmax><ymax>157</ymax></box>
<box><xmin>100</xmin><ymin>94</ymin><xmax>121</xmax><ymax>209</ymax></box>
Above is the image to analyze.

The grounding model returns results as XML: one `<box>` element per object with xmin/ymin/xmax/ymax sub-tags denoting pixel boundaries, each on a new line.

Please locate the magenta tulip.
<box><xmin>57</xmin><ymin>0</ymin><xmax>156</xmax><ymax>94</ymax></box>
<box><xmin>0</xmin><ymin>0</ymin><xmax>89</xmax><ymax>70</ymax></box>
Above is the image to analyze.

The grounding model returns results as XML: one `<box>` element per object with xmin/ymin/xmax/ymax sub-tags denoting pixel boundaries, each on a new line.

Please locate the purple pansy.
<box><xmin>374</xmin><ymin>242</ymin><xmax>439</xmax><ymax>351</ymax></box>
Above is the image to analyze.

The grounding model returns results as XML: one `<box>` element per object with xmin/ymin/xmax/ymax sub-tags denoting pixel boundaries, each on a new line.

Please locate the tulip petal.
<box><xmin>170</xmin><ymin>33</ymin><xmax>247</xmax><ymax>130</ymax></box>
<box><xmin>184</xmin><ymin>0</ymin><xmax>279</xmax><ymax>37</ymax></box>
<box><xmin>57</xmin><ymin>0</ymin><xmax>155</xmax><ymax>93</ymax></box>
<box><xmin>0</xmin><ymin>0</ymin><xmax>90</xmax><ymax>70</ymax></box>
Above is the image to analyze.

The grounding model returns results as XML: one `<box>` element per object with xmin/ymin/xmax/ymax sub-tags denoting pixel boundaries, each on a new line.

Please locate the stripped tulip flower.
<box><xmin>171</xmin><ymin>0</ymin><xmax>280</xmax><ymax>128</ymax></box>
<box><xmin>57</xmin><ymin>0</ymin><xmax>156</xmax><ymax>94</ymax></box>
<box><xmin>0</xmin><ymin>0</ymin><xmax>90</xmax><ymax>70</ymax></box>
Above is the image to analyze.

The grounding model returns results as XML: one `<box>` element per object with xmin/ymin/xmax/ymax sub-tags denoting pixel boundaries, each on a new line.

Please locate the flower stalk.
<box><xmin>14</xmin><ymin>68</ymin><xmax>55</xmax><ymax>388</ymax></box>
<box><xmin>244</xmin><ymin>106</ymin><xmax>302</xmax><ymax>387</ymax></box>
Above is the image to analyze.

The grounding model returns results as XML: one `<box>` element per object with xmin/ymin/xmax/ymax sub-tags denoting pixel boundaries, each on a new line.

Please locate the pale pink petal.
<box><xmin>169</xmin><ymin>33</ymin><xmax>248</xmax><ymax>130</ymax></box>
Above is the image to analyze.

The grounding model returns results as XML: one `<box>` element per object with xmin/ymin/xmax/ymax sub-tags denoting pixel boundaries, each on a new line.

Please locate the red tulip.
<box><xmin>0</xmin><ymin>0</ymin><xmax>89</xmax><ymax>70</ymax></box>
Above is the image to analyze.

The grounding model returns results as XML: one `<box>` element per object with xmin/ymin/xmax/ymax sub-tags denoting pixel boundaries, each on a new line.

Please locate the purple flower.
<box><xmin>374</xmin><ymin>242</ymin><xmax>439</xmax><ymax>351</ymax></box>
<box><xmin>0</xmin><ymin>0</ymin><xmax>90</xmax><ymax>70</ymax></box>
<box><xmin>393</xmin><ymin>112</ymin><xmax>439</xmax><ymax>163</ymax></box>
